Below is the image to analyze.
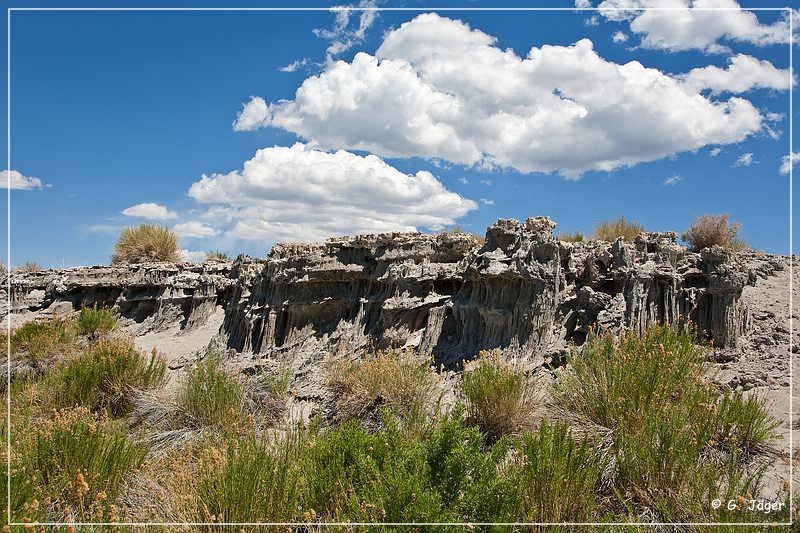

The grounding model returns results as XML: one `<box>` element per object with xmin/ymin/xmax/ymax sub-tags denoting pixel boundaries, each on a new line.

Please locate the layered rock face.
<box><xmin>219</xmin><ymin>217</ymin><xmax>753</xmax><ymax>368</ymax></box>
<box><xmin>8</xmin><ymin>217</ymin><xmax>756</xmax><ymax>368</ymax></box>
<box><xmin>8</xmin><ymin>259</ymin><xmax>265</xmax><ymax>335</ymax></box>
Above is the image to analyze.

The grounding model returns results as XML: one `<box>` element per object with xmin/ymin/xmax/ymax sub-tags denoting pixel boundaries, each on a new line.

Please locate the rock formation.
<box><xmin>7</xmin><ymin>217</ymin><xmax>758</xmax><ymax>370</ymax></box>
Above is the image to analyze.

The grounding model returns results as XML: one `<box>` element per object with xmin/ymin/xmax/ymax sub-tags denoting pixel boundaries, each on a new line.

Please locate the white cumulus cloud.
<box><xmin>173</xmin><ymin>221</ymin><xmax>220</xmax><ymax>238</ymax></box>
<box><xmin>1</xmin><ymin>170</ymin><xmax>46</xmax><ymax>190</ymax></box>
<box><xmin>596</xmin><ymin>0</ymin><xmax>797</xmax><ymax>53</ymax></box>
<box><xmin>238</xmin><ymin>13</ymin><xmax>773</xmax><ymax>178</ymax></box>
<box><xmin>663</xmin><ymin>175</ymin><xmax>681</xmax><ymax>186</ymax></box>
<box><xmin>682</xmin><ymin>54</ymin><xmax>794</xmax><ymax>95</ymax></box>
<box><xmin>779</xmin><ymin>151</ymin><xmax>800</xmax><ymax>175</ymax></box>
<box><xmin>121</xmin><ymin>203</ymin><xmax>178</xmax><ymax>220</ymax></box>
<box><xmin>612</xmin><ymin>31</ymin><xmax>628</xmax><ymax>42</ymax></box>
<box><xmin>709</xmin><ymin>147</ymin><xmax>722</xmax><ymax>156</ymax></box>
<box><xmin>187</xmin><ymin>143</ymin><xmax>477</xmax><ymax>243</ymax></box>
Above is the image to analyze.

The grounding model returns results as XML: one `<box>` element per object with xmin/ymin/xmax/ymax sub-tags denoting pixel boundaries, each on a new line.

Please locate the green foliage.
<box><xmin>559</xmin><ymin>231</ymin><xmax>585</xmax><ymax>243</ymax></box>
<box><xmin>593</xmin><ymin>216</ymin><xmax>645</xmax><ymax>242</ymax></box>
<box><xmin>681</xmin><ymin>214</ymin><xmax>745</xmax><ymax>252</ymax></box>
<box><xmin>30</xmin><ymin>408</ymin><xmax>148</xmax><ymax>521</ymax></box>
<box><xmin>557</xmin><ymin>324</ymin><xmax>779</xmax><ymax>521</ymax></box>
<box><xmin>112</xmin><ymin>224</ymin><xmax>180</xmax><ymax>264</ymax></box>
<box><xmin>44</xmin><ymin>337</ymin><xmax>167</xmax><ymax>416</ymax></box>
<box><xmin>178</xmin><ymin>353</ymin><xmax>245</xmax><ymax>430</ymax></box>
<box><xmin>515</xmin><ymin>422</ymin><xmax>604</xmax><ymax>523</ymax></box>
<box><xmin>196</xmin><ymin>434</ymin><xmax>303</xmax><ymax>527</ymax></box>
<box><xmin>76</xmin><ymin>304</ymin><xmax>118</xmax><ymax>338</ymax></box>
<box><xmin>301</xmin><ymin>419</ymin><xmax>446</xmax><ymax>523</ymax></box>
<box><xmin>461</xmin><ymin>351</ymin><xmax>534</xmax><ymax>441</ymax></box>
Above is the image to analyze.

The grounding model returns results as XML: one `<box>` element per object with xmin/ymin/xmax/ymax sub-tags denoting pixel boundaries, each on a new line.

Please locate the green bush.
<box><xmin>593</xmin><ymin>216</ymin><xmax>645</xmax><ymax>242</ymax></box>
<box><xmin>515</xmin><ymin>422</ymin><xmax>604</xmax><ymax>523</ymax></box>
<box><xmin>461</xmin><ymin>350</ymin><xmax>534</xmax><ymax>441</ymax></box>
<box><xmin>301</xmin><ymin>419</ymin><xmax>446</xmax><ymax>523</ymax></box>
<box><xmin>112</xmin><ymin>224</ymin><xmax>180</xmax><ymax>264</ymax></box>
<box><xmin>178</xmin><ymin>353</ymin><xmax>245</xmax><ymax>431</ymax></box>
<box><xmin>30</xmin><ymin>408</ymin><xmax>148</xmax><ymax>521</ymax></box>
<box><xmin>681</xmin><ymin>214</ymin><xmax>746</xmax><ymax>252</ymax></box>
<box><xmin>195</xmin><ymin>434</ymin><xmax>303</xmax><ymax>527</ymax></box>
<box><xmin>44</xmin><ymin>336</ymin><xmax>167</xmax><ymax>416</ymax></box>
<box><xmin>76</xmin><ymin>304</ymin><xmax>118</xmax><ymax>338</ymax></box>
<box><xmin>557</xmin><ymin>324</ymin><xmax>778</xmax><ymax>521</ymax></box>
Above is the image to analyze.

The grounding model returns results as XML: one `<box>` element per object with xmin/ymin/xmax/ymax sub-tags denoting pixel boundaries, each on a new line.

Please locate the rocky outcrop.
<box><xmin>8</xmin><ymin>217</ymin><xmax>758</xmax><ymax>369</ymax></box>
<box><xmin>219</xmin><ymin>217</ymin><xmax>755</xmax><ymax>369</ymax></box>
<box><xmin>8</xmin><ymin>259</ymin><xmax>264</xmax><ymax>334</ymax></box>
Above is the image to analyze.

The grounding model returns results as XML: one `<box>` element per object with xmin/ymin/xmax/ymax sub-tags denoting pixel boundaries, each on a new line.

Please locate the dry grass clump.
<box><xmin>327</xmin><ymin>348</ymin><xmax>439</xmax><ymax>424</ymax></box>
<box><xmin>593</xmin><ymin>216</ymin><xmax>645</xmax><ymax>242</ymax></box>
<box><xmin>206</xmin><ymin>250</ymin><xmax>231</xmax><ymax>261</ymax></box>
<box><xmin>461</xmin><ymin>350</ymin><xmax>536</xmax><ymax>441</ymax></box>
<box><xmin>15</xmin><ymin>261</ymin><xmax>42</xmax><ymax>273</ymax></box>
<box><xmin>681</xmin><ymin>214</ymin><xmax>746</xmax><ymax>252</ymax></box>
<box><xmin>8</xmin><ymin>317</ymin><xmax>78</xmax><ymax>368</ymax></box>
<box><xmin>112</xmin><ymin>224</ymin><xmax>180</xmax><ymax>264</ymax></box>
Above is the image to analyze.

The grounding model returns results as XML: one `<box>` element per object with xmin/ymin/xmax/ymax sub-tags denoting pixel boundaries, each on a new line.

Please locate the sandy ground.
<box><xmin>716</xmin><ymin>258</ymin><xmax>799</xmax><ymax>499</ymax></box>
<box><xmin>124</xmin><ymin>306</ymin><xmax>226</xmax><ymax>386</ymax></box>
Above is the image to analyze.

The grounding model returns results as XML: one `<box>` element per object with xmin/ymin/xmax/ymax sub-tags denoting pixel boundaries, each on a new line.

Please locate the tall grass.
<box><xmin>10</xmin><ymin>318</ymin><xmax>77</xmax><ymax>367</ymax></box>
<box><xmin>461</xmin><ymin>350</ymin><xmax>535</xmax><ymax>441</ymax></box>
<box><xmin>30</xmin><ymin>407</ymin><xmax>148</xmax><ymax>521</ymax></box>
<box><xmin>177</xmin><ymin>353</ymin><xmax>245</xmax><ymax>431</ymax></box>
<box><xmin>112</xmin><ymin>224</ymin><xmax>180</xmax><ymax>264</ymax></box>
<box><xmin>195</xmin><ymin>434</ymin><xmax>303</xmax><ymax>527</ymax></box>
<box><xmin>593</xmin><ymin>216</ymin><xmax>645</xmax><ymax>242</ymax></box>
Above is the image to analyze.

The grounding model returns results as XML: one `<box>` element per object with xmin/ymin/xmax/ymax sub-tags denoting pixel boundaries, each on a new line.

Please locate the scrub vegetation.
<box><xmin>2</xmin><ymin>318</ymin><xmax>788</xmax><ymax>528</ymax></box>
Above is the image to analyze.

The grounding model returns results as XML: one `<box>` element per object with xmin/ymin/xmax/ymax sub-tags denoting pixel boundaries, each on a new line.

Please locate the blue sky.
<box><xmin>1</xmin><ymin>0</ymin><xmax>797</xmax><ymax>267</ymax></box>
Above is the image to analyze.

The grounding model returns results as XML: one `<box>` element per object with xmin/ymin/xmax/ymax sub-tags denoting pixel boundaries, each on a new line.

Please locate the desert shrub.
<box><xmin>195</xmin><ymin>434</ymin><xmax>303</xmax><ymax>527</ymax></box>
<box><xmin>559</xmin><ymin>231</ymin><xmax>585</xmax><ymax>243</ymax></box>
<box><xmin>557</xmin><ymin>324</ymin><xmax>778</xmax><ymax>521</ymax></box>
<box><xmin>14</xmin><ymin>261</ymin><xmax>41</xmax><ymax>273</ymax></box>
<box><xmin>681</xmin><ymin>214</ymin><xmax>744</xmax><ymax>252</ymax></box>
<box><xmin>301</xmin><ymin>419</ymin><xmax>446</xmax><ymax>523</ymax></box>
<box><xmin>10</xmin><ymin>318</ymin><xmax>77</xmax><ymax>366</ymax></box>
<box><xmin>461</xmin><ymin>350</ymin><xmax>534</xmax><ymax>441</ymax></box>
<box><xmin>593</xmin><ymin>216</ymin><xmax>645</xmax><ymax>242</ymax></box>
<box><xmin>112</xmin><ymin>224</ymin><xmax>180</xmax><ymax>264</ymax></box>
<box><xmin>558</xmin><ymin>324</ymin><xmax>707</xmax><ymax>429</ymax></box>
<box><xmin>76</xmin><ymin>304</ymin><xmax>118</xmax><ymax>338</ymax></box>
<box><xmin>31</xmin><ymin>408</ymin><xmax>147</xmax><ymax>521</ymax></box>
<box><xmin>177</xmin><ymin>353</ymin><xmax>245</xmax><ymax>431</ymax></box>
<box><xmin>514</xmin><ymin>422</ymin><xmax>604</xmax><ymax>523</ymax></box>
<box><xmin>326</xmin><ymin>349</ymin><xmax>438</xmax><ymax>424</ymax></box>
<box><xmin>242</xmin><ymin>366</ymin><xmax>292</xmax><ymax>424</ymax></box>
<box><xmin>2</xmin><ymin>410</ymin><xmax>43</xmax><ymax>525</ymax></box>
<box><xmin>206</xmin><ymin>250</ymin><xmax>231</xmax><ymax>262</ymax></box>
<box><xmin>44</xmin><ymin>336</ymin><xmax>166</xmax><ymax>416</ymax></box>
